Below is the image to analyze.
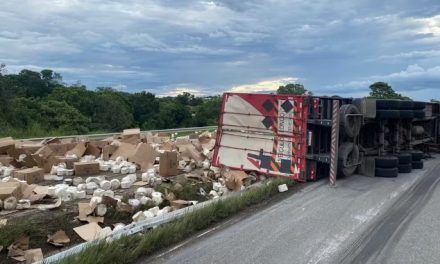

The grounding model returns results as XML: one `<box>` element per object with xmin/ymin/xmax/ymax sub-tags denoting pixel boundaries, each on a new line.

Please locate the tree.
<box><xmin>193</xmin><ymin>96</ymin><xmax>222</xmax><ymax>126</ymax></box>
<box><xmin>369</xmin><ymin>82</ymin><xmax>411</xmax><ymax>100</ymax></box>
<box><xmin>277</xmin><ymin>83</ymin><xmax>312</xmax><ymax>95</ymax></box>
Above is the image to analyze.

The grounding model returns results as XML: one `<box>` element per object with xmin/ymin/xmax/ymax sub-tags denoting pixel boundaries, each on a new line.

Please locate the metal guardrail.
<box><xmin>37</xmin><ymin>189</ymin><xmax>246</xmax><ymax>263</ymax></box>
<box><xmin>19</xmin><ymin>126</ymin><xmax>217</xmax><ymax>142</ymax></box>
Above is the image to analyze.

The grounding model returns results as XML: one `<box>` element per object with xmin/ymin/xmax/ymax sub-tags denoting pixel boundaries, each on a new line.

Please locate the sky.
<box><xmin>0</xmin><ymin>0</ymin><xmax>439</xmax><ymax>100</ymax></box>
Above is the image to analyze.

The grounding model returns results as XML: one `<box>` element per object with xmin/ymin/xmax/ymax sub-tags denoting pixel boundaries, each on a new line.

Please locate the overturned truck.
<box><xmin>212</xmin><ymin>93</ymin><xmax>440</xmax><ymax>182</ymax></box>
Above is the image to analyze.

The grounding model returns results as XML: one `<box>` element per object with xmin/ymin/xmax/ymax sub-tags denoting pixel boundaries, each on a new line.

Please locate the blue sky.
<box><xmin>0</xmin><ymin>0</ymin><xmax>439</xmax><ymax>100</ymax></box>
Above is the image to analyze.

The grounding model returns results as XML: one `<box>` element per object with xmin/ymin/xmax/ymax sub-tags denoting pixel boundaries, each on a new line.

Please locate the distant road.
<box><xmin>142</xmin><ymin>156</ymin><xmax>440</xmax><ymax>264</ymax></box>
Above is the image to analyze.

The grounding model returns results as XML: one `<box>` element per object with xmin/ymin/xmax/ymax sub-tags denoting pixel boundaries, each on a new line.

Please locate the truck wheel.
<box><xmin>397</xmin><ymin>153</ymin><xmax>412</xmax><ymax>164</ymax></box>
<box><xmin>399</xmin><ymin>110</ymin><xmax>414</xmax><ymax>119</ymax></box>
<box><xmin>398</xmin><ymin>163</ymin><xmax>412</xmax><ymax>173</ymax></box>
<box><xmin>340</xmin><ymin>104</ymin><xmax>361</xmax><ymax>138</ymax></box>
<box><xmin>375</xmin><ymin>156</ymin><xmax>398</xmax><ymax>168</ymax></box>
<box><xmin>376</xmin><ymin>110</ymin><xmax>399</xmax><ymax>119</ymax></box>
<box><xmin>376</xmin><ymin>100</ymin><xmax>400</xmax><ymax>109</ymax></box>
<box><xmin>398</xmin><ymin>100</ymin><xmax>414</xmax><ymax>110</ymax></box>
<box><xmin>412</xmin><ymin>160</ymin><xmax>424</xmax><ymax>169</ymax></box>
<box><xmin>413</xmin><ymin>110</ymin><xmax>425</xmax><ymax>118</ymax></box>
<box><xmin>338</xmin><ymin>142</ymin><xmax>360</xmax><ymax>177</ymax></box>
<box><xmin>375</xmin><ymin>167</ymin><xmax>398</xmax><ymax>178</ymax></box>
<box><xmin>413</xmin><ymin>101</ymin><xmax>426</xmax><ymax>110</ymax></box>
<box><xmin>410</xmin><ymin>150</ymin><xmax>424</xmax><ymax>162</ymax></box>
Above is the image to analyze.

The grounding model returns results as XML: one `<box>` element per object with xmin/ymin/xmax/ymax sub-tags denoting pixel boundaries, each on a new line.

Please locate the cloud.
<box><xmin>230</xmin><ymin>77</ymin><xmax>299</xmax><ymax>93</ymax></box>
<box><xmin>374</xmin><ymin>50</ymin><xmax>440</xmax><ymax>62</ymax></box>
<box><xmin>0</xmin><ymin>0</ymin><xmax>439</xmax><ymax>98</ymax></box>
<box><xmin>324</xmin><ymin>64</ymin><xmax>440</xmax><ymax>99</ymax></box>
<box><xmin>158</xmin><ymin>86</ymin><xmax>205</xmax><ymax>97</ymax></box>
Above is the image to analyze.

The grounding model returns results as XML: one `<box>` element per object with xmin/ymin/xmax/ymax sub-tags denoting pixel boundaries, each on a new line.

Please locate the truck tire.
<box><xmin>410</xmin><ymin>150</ymin><xmax>424</xmax><ymax>161</ymax></box>
<box><xmin>376</xmin><ymin>100</ymin><xmax>400</xmax><ymax>109</ymax></box>
<box><xmin>376</xmin><ymin>110</ymin><xmax>400</xmax><ymax>119</ymax></box>
<box><xmin>375</xmin><ymin>167</ymin><xmax>398</xmax><ymax>178</ymax></box>
<box><xmin>413</xmin><ymin>101</ymin><xmax>426</xmax><ymax>110</ymax></box>
<box><xmin>398</xmin><ymin>100</ymin><xmax>414</xmax><ymax>110</ymax></box>
<box><xmin>397</xmin><ymin>153</ymin><xmax>412</xmax><ymax>164</ymax></box>
<box><xmin>412</xmin><ymin>160</ymin><xmax>424</xmax><ymax>169</ymax></box>
<box><xmin>399</xmin><ymin>110</ymin><xmax>414</xmax><ymax>119</ymax></box>
<box><xmin>340</xmin><ymin>104</ymin><xmax>361</xmax><ymax>138</ymax></box>
<box><xmin>375</xmin><ymin>156</ymin><xmax>398</xmax><ymax>168</ymax></box>
<box><xmin>338</xmin><ymin>142</ymin><xmax>360</xmax><ymax>177</ymax></box>
<box><xmin>414</xmin><ymin>110</ymin><xmax>425</xmax><ymax>118</ymax></box>
<box><xmin>398</xmin><ymin>163</ymin><xmax>412</xmax><ymax>173</ymax></box>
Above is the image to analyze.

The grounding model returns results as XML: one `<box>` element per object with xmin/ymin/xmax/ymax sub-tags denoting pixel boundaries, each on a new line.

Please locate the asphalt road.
<box><xmin>143</xmin><ymin>155</ymin><xmax>440</xmax><ymax>264</ymax></box>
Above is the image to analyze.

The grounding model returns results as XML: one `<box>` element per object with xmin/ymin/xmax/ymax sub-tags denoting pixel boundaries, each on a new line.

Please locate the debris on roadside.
<box><xmin>47</xmin><ymin>230</ymin><xmax>70</xmax><ymax>247</ymax></box>
<box><xmin>0</xmin><ymin>128</ymin><xmax>274</xmax><ymax>259</ymax></box>
<box><xmin>278</xmin><ymin>184</ymin><xmax>288</xmax><ymax>193</ymax></box>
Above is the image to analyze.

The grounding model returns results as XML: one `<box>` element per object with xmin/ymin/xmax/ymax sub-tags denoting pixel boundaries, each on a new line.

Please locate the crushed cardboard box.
<box><xmin>73</xmin><ymin>222</ymin><xmax>102</xmax><ymax>242</ymax></box>
<box><xmin>0</xmin><ymin>182</ymin><xmax>22</xmax><ymax>199</ymax></box>
<box><xmin>47</xmin><ymin>230</ymin><xmax>70</xmax><ymax>247</ymax></box>
<box><xmin>0</xmin><ymin>137</ymin><xmax>15</xmax><ymax>154</ymax></box>
<box><xmin>66</xmin><ymin>142</ymin><xmax>87</xmax><ymax>158</ymax></box>
<box><xmin>224</xmin><ymin>170</ymin><xmax>252</xmax><ymax>191</ymax></box>
<box><xmin>128</xmin><ymin>143</ymin><xmax>157</xmax><ymax>172</ymax></box>
<box><xmin>110</xmin><ymin>142</ymin><xmax>137</xmax><ymax>160</ymax></box>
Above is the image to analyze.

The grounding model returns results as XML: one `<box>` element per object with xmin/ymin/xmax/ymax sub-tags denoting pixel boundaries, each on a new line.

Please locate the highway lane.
<box><xmin>142</xmin><ymin>155</ymin><xmax>440</xmax><ymax>264</ymax></box>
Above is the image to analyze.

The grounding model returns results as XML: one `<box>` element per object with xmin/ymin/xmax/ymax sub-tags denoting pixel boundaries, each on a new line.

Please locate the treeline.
<box><xmin>0</xmin><ymin>66</ymin><xmax>221</xmax><ymax>138</ymax></box>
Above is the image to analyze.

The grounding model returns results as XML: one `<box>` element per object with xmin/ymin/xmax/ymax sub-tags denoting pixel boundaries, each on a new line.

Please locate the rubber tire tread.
<box><xmin>339</xmin><ymin>104</ymin><xmax>361</xmax><ymax>138</ymax></box>
<box><xmin>410</xmin><ymin>151</ymin><xmax>424</xmax><ymax>162</ymax></box>
<box><xmin>375</xmin><ymin>167</ymin><xmax>398</xmax><ymax>178</ymax></box>
<box><xmin>398</xmin><ymin>163</ymin><xmax>412</xmax><ymax>173</ymax></box>
<box><xmin>399</xmin><ymin>110</ymin><xmax>414</xmax><ymax>119</ymax></box>
<box><xmin>398</xmin><ymin>100</ymin><xmax>414</xmax><ymax>110</ymax></box>
<box><xmin>414</xmin><ymin>110</ymin><xmax>425</xmax><ymax>119</ymax></box>
<box><xmin>375</xmin><ymin>156</ymin><xmax>398</xmax><ymax>168</ymax></box>
<box><xmin>412</xmin><ymin>160</ymin><xmax>424</xmax><ymax>169</ymax></box>
<box><xmin>337</xmin><ymin>142</ymin><xmax>360</xmax><ymax>177</ymax></box>
<box><xmin>413</xmin><ymin>101</ymin><xmax>426</xmax><ymax>110</ymax></box>
<box><xmin>376</xmin><ymin>100</ymin><xmax>400</xmax><ymax>110</ymax></box>
<box><xmin>376</xmin><ymin>110</ymin><xmax>400</xmax><ymax>119</ymax></box>
<box><xmin>397</xmin><ymin>153</ymin><xmax>412</xmax><ymax>164</ymax></box>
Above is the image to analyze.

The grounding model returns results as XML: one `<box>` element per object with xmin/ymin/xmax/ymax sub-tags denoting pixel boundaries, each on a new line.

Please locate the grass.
<box><xmin>57</xmin><ymin>179</ymin><xmax>295</xmax><ymax>264</ymax></box>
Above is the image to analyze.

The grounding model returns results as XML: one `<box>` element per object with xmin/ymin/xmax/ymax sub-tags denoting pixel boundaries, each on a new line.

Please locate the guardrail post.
<box><xmin>329</xmin><ymin>100</ymin><xmax>340</xmax><ymax>186</ymax></box>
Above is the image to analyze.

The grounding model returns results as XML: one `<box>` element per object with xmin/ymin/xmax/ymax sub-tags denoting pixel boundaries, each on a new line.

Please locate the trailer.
<box><xmin>212</xmin><ymin>93</ymin><xmax>440</xmax><ymax>183</ymax></box>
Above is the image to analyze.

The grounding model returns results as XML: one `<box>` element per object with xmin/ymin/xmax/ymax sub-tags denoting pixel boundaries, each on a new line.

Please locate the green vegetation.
<box><xmin>58</xmin><ymin>179</ymin><xmax>295</xmax><ymax>264</ymax></box>
<box><xmin>368</xmin><ymin>81</ymin><xmax>411</xmax><ymax>100</ymax></box>
<box><xmin>0</xmin><ymin>66</ymin><xmax>221</xmax><ymax>138</ymax></box>
<box><xmin>277</xmin><ymin>83</ymin><xmax>312</xmax><ymax>95</ymax></box>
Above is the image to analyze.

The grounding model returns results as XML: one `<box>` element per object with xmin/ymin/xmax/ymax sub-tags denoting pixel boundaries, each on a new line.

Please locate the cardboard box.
<box><xmin>13</xmin><ymin>167</ymin><xmax>44</xmax><ymax>184</ymax></box>
<box><xmin>102</xmin><ymin>145</ymin><xmax>118</xmax><ymax>161</ymax></box>
<box><xmin>84</xmin><ymin>142</ymin><xmax>101</xmax><ymax>157</ymax></box>
<box><xmin>54</xmin><ymin>155</ymin><xmax>79</xmax><ymax>169</ymax></box>
<box><xmin>123</xmin><ymin>128</ymin><xmax>141</xmax><ymax>137</ymax></box>
<box><xmin>74</xmin><ymin>162</ymin><xmax>100</xmax><ymax>176</ymax></box>
<box><xmin>48</xmin><ymin>143</ymin><xmax>76</xmax><ymax>155</ymax></box>
<box><xmin>0</xmin><ymin>137</ymin><xmax>15</xmax><ymax>154</ymax></box>
<box><xmin>128</xmin><ymin>143</ymin><xmax>157</xmax><ymax>172</ymax></box>
<box><xmin>0</xmin><ymin>181</ymin><xmax>22</xmax><ymax>199</ymax></box>
<box><xmin>110</xmin><ymin>142</ymin><xmax>136</xmax><ymax>160</ymax></box>
<box><xmin>7</xmin><ymin>143</ymin><xmax>43</xmax><ymax>158</ymax></box>
<box><xmin>66</xmin><ymin>142</ymin><xmax>87</xmax><ymax>157</ymax></box>
<box><xmin>0</xmin><ymin>155</ymin><xmax>13</xmax><ymax>166</ymax></box>
<box><xmin>159</xmin><ymin>151</ymin><xmax>178</xmax><ymax>177</ymax></box>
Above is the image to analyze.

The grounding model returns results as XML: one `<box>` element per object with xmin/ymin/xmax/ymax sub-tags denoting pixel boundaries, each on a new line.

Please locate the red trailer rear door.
<box><xmin>212</xmin><ymin>93</ymin><xmax>308</xmax><ymax>181</ymax></box>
